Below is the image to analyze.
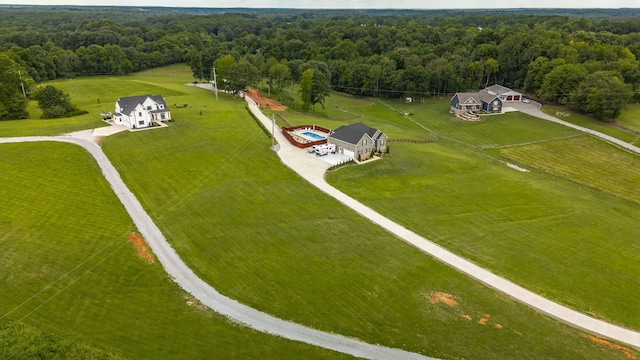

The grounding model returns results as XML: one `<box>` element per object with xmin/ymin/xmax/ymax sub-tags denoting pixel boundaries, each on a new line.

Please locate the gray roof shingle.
<box><xmin>330</xmin><ymin>122</ymin><xmax>381</xmax><ymax>145</ymax></box>
<box><xmin>117</xmin><ymin>95</ymin><xmax>167</xmax><ymax>115</ymax></box>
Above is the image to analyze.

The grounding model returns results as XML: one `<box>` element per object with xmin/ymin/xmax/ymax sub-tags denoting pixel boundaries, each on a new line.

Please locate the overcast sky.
<box><xmin>0</xmin><ymin>0</ymin><xmax>637</xmax><ymax>9</ymax></box>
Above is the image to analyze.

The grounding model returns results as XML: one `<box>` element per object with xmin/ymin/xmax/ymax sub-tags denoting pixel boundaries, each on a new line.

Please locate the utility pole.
<box><xmin>212</xmin><ymin>67</ymin><xmax>218</xmax><ymax>102</ymax></box>
<box><xmin>18</xmin><ymin>70</ymin><xmax>26</xmax><ymax>98</ymax></box>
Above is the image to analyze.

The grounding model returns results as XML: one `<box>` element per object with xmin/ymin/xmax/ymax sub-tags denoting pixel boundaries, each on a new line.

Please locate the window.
<box><xmin>363</xmin><ymin>139</ymin><xmax>367</xmax><ymax>145</ymax></box>
<box><xmin>380</xmin><ymin>140</ymin><xmax>384</xmax><ymax>145</ymax></box>
<box><xmin>358</xmin><ymin>150</ymin><xmax>362</xmax><ymax>155</ymax></box>
<box><xmin>138</xmin><ymin>120</ymin><xmax>144</xmax><ymax>125</ymax></box>
<box><xmin>147</xmin><ymin>106</ymin><xmax>152</xmax><ymax>110</ymax></box>
<box><xmin>160</xmin><ymin>113</ymin><xmax>166</xmax><ymax>119</ymax></box>
<box><xmin>138</xmin><ymin>112</ymin><xmax>142</xmax><ymax>117</ymax></box>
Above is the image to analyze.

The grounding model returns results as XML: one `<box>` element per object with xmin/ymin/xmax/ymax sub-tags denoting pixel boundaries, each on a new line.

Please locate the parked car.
<box><xmin>522</xmin><ymin>98</ymin><xmax>530</xmax><ymax>103</ymax></box>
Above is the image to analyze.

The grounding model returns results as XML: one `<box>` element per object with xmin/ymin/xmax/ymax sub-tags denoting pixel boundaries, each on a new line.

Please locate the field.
<box><xmin>0</xmin><ymin>141</ymin><xmax>341</xmax><ymax>359</ymax></box>
<box><xmin>617</xmin><ymin>104</ymin><xmax>640</xmax><ymax>134</ymax></box>
<box><xmin>322</xmin><ymin>95</ymin><xmax>640</xmax><ymax>331</ymax></box>
<box><xmin>1</xmin><ymin>64</ymin><xmax>638</xmax><ymax>359</ymax></box>
<box><xmin>540</xmin><ymin>105</ymin><xmax>638</xmax><ymax>143</ymax></box>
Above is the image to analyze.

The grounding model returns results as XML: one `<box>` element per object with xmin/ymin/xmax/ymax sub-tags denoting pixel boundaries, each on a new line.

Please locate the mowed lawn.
<box><xmin>88</xmin><ymin>68</ymin><xmax>637</xmax><ymax>359</ymax></box>
<box><xmin>325</xmin><ymin>97</ymin><xmax>640</xmax><ymax>331</ymax></box>
<box><xmin>540</xmin><ymin>105</ymin><xmax>638</xmax><ymax>143</ymax></box>
<box><xmin>617</xmin><ymin>104</ymin><xmax>640</xmax><ymax>133</ymax></box>
<box><xmin>0</xmin><ymin>141</ymin><xmax>348</xmax><ymax>359</ymax></box>
<box><xmin>501</xmin><ymin>135</ymin><xmax>640</xmax><ymax>203</ymax></box>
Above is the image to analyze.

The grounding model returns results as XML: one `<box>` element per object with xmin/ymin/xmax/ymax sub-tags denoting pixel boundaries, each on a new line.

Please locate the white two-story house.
<box><xmin>113</xmin><ymin>95</ymin><xmax>171</xmax><ymax>129</ymax></box>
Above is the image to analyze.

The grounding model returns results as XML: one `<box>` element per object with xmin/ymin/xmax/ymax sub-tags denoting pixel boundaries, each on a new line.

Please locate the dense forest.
<box><xmin>1</xmin><ymin>7</ymin><xmax>640</xmax><ymax>120</ymax></box>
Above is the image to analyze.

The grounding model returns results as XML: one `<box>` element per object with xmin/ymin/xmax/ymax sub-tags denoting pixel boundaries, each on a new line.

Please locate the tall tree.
<box><xmin>268</xmin><ymin>61</ymin><xmax>291</xmax><ymax>101</ymax></box>
<box><xmin>310</xmin><ymin>68</ymin><xmax>330</xmax><ymax>110</ymax></box>
<box><xmin>0</xmin><ymin>54</ymin><xmax>30</xmax><ymax>120</ymax></box>
<box><xmin>571</xmin><ymin>71</ymin><xmax>633</xmax><ymax>122</ymax></box>
<box><xmin>33</xmin><ymin>85</ymin><xmax>80</xmax><ymax>118</ymax></box>
<box><xmin>215</xmin><ymin>54</ymin><xmax>236</xmax><ymax>91</ymax></box>
<box><xmin>539</xmin><ymin>64</ymin><xmax>588</xmax><ymax>105</ymax></box>
<box><xmin>227</xmin><ymin>59</ymin><xmax>259</xmax><ymax>96</ymax></box>
<box><xmin>299</xmin><ymin>68</ymin><xmax>313</xmax><ymax>111</ymax></box>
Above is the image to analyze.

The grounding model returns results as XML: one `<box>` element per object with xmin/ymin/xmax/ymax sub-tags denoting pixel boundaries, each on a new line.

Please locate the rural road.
<box><xmin>0</xmin><ymin>135</ymin><xmax>431</xmax><ymax>360</ymax></box>
<box><xmin>242</xmin><ymin>94</ymin><xmax>640</xmax><ymax>350</ymax></box>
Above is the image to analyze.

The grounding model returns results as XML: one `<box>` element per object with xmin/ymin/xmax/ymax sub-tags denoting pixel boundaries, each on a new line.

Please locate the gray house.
<box><xmin>328</xmin><ymin>122</ymin><xmax>387</xmax><ymax>160</ymax></box>
<box><xmin>450</xmin><ymin>90</ymin><xmax>502</xmax><ymax>114</ymax></box>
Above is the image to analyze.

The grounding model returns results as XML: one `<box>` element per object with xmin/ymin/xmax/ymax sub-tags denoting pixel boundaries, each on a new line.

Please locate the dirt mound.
<box><xmin>245</xmin><ymin>87</ymin><xmax>287</xmax><ymax>111</ymax></box>
<box><xmin>129</xmin><ymin>232</ymin><xmax>155</xmax><ymax>263</ymax></box>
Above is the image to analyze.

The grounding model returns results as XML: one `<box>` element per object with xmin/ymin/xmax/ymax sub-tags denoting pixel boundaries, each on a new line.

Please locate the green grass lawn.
<box><xmin>95</xmin><ymin>70</ymin><xmax>636</xmax><ymax>359</ymax></box>
<box><xmin>501</xmin><ymin>135</ymin><xmax>640</xmax><ymax>203</ymax></box>
<box><xmin>617</xmin><ymin>103</ymin><xmax>640</xmax><ymax>134</ymax></box>
<box><xmin>540</xmin><ymin>105</ymin><xmax>638</xmax><ymax>143</ymax></box>
<box><xmin>322</xmin><ymin>96</ymin><xmax>640</xmax><ymax>331</ymax></box>
<box><xmin>273</xmin><ymin>93</ymin><xmax>438</xmax><ymax>141</ymax></box>
<box><xmin>3</xmin><ymin>64</ymin><xmax>638</xmax><ymax>359</ymax></box>
<box><xmin>0</xmin><ymin>65</ymin><xmax>194</xmax><ymax>137</ymax></box>
<box><xmin>0</xmin><ymin>141</ymin><xmax>347</xmax><ymax>359</ymax></box>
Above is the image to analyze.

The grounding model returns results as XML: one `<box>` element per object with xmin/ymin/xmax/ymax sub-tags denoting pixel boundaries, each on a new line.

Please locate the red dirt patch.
<box><xmin>245</xmin><ymin>87</ymin><xmax>287</xmax><ymax>111</ymax></box>
<box><xmin>129</xmin><ymin>232</ymin><xmax>155</xmax><ymax>263</ymax></box>
<box><xmin>477</xmin><ymin>314</ymin><xmax>492</xmax><ymax>325</ymax></box>
<box><xmin>582</xmin><ymin>334</ymin><xmax>636</xmax><ymax>359</ymax></box>
<box><xmin>428</xmin><ymin>291</ymin><xmax>459</xmax><ymax>307</ymax></box>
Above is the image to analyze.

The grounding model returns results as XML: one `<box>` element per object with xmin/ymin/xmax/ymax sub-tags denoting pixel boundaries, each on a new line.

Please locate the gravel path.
<box><xmin>243</xmin><ymin>95</ymin><xmax>640</xmax><ymax>349</ymax></box>
<box><xmin>0</xmin><ymin>135</ymin><xmax>432</xmax><ymax>360</ymax></box>
<box><xmin>511</xmin><ymin>101</ymin><xmax>640</xmax><ymax>154</ymax></box>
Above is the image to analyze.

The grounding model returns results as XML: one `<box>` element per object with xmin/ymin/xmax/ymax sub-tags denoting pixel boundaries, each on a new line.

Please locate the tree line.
<box><xmin>1</xmin><ymin>8</ymin><xmax>640</xmax><ymax>120</ymax></box>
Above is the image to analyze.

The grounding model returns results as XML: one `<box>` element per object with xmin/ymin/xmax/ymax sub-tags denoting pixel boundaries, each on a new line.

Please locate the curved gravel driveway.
<box><xmin>0</xmin><ymin>135</ymin><xmax>431</xmax><ymax>360</ymax></box>
<box><xmin>242</xmin><ymin>95</ymin><xmax>640</xmax><ymax>349</ymax></box>
<box><xmin>511</xmin><ymin>101</ymin><xmax>640</xmax><ymax>154</ymax></box>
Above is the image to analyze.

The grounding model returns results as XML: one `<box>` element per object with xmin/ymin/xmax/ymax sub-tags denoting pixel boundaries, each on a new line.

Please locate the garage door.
<box><xmin>343</xmin><ymin>149</ymin><xmax>355</xmax><ymax>158</ymax></box>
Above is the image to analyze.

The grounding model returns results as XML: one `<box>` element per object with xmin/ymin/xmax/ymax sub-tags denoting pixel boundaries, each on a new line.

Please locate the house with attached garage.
<box><xmin>113</xmin><ymin>94</ymin><xmax>171</xmax><ymax>129</ymax></box>
<box><xmin>328</xmin><ymin>122</ymin><xmax>387</xmax><ymax>161</ymax></box>
<box><xmin>451</xmin><ymin>90</ymin><xmax>502</xmax><ymax>115</ymax></box>
<box><xmin>450</xmin><ymin>85</ymin><xmax>523</xmax><ymax>115</ymax></box>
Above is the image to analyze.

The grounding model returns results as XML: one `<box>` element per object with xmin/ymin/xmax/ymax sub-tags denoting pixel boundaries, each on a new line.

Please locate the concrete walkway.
<box><xmin>244</xmin><ymin>95</ymin><xmax>640</xmax><ymax>349</ymax></box>
<box><xmin>0</xmin><ymin>135</ymin><xmax>431</xmax><ymax>360</ymax></box>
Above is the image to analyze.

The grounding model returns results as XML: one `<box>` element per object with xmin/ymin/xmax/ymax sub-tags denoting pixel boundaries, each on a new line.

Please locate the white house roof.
<box><xmin>486</xmin><ymin>84</ymin><xmax>523</xmax><ymax>97</ymax></box>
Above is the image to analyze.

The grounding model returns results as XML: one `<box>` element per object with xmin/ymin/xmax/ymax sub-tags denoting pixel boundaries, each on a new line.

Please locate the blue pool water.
<box><xmin>302</xmin><ymin>131</ymin><xmax>326</xmax><ymax>140</ymax></box>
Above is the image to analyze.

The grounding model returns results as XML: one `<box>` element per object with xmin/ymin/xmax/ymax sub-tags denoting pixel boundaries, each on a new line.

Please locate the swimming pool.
<box><xmin>302</xmin><ymin>131</ymin><xmax>326</xmax><ymax>140</ymax></box>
